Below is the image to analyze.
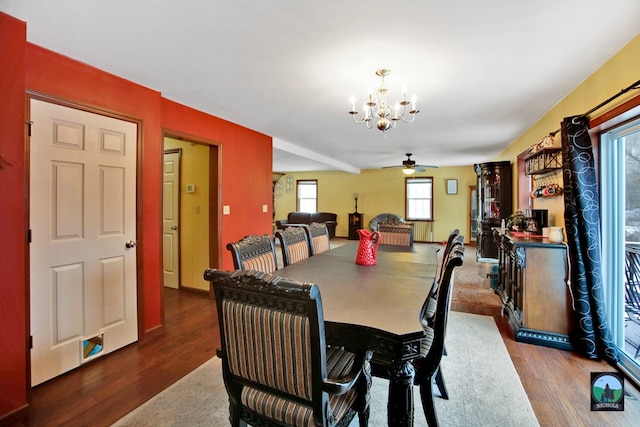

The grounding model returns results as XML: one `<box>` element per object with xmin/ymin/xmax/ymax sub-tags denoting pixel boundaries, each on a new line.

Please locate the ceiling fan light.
<box><xmin>402</xmin><ymin>167</ymin><xmax>415</xmax><ymax>175</ymax></box>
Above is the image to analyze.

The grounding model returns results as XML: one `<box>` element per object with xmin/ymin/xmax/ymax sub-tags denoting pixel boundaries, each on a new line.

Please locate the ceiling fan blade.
<box><xmin>381</xmin><ymin>165</ymin><xmax>402</xmax><ymax>169</ymax></box>
<box><xmin>416</xmin><ymin>164</ymin><xmax>438</xmax><ymax>169</ymax></box>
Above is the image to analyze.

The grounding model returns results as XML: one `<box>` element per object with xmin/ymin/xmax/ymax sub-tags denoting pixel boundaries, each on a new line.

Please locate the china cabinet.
<box><xmin>474</xmin><ymin>161</ymin><xmax>512</xmax><ymax>258</ymax></box>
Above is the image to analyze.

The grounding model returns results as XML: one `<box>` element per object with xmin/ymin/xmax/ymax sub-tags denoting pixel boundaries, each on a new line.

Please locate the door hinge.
<box><xmin>26</xmin><ymin>121</ymin><xmax>33</xmax><ymax>137</ymax></box>
<box><xmin>28</xmin><ymin>229</ymin><xmax>32</xmax><ymax>243</ymax></box>
<box><xmin>29</xmin><ymin>335</ymin><xmax>33</xmax><ymax>349</ymax></box>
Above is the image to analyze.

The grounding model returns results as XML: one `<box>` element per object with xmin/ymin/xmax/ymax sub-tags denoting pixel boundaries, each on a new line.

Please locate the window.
<box><xmin>406</xmin><ymin>177</ymin><xmax>433</xmax><ymax>220</ymax></box>
<box><xmin>296</xmin><ymin>180</ymin><xmax>317</xmax><ymax>213</ymax></box>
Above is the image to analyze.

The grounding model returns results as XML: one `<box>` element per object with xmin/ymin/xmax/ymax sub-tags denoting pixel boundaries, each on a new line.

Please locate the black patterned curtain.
<box><xmin>561</xmin><ymin>115</ymin><xmax>618</xmax><ymax>362</ymax></box>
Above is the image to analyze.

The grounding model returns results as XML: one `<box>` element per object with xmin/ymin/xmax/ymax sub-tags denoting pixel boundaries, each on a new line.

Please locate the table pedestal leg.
<box><xmin>387</xmin><ymin>360</ymin><xmax>415</xmax><ymax>426</ymax></box>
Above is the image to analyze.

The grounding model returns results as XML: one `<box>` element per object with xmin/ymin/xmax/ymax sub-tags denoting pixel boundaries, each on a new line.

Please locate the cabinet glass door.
<box><xmin>482</xmin><ymin>168</ymin><xmax>503</xmax><ymax>221</ymax></box>
<box><xmin>469</xmin><ymin>186</ymin><xmax>477</xmax><ymax>242</ymax></box>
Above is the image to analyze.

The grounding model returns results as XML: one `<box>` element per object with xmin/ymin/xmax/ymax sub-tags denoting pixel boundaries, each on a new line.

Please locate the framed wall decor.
<box><xmin>446</xmin><ymin>179</ymin><xmax>458</xmax><ymax>195</ymax></box>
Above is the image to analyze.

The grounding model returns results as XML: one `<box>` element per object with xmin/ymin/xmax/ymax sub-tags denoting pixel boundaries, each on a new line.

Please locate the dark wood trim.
<box><xmin>209</xmin><ymin>144</ymin><xmax>220</xmax><ymax>270</ymax></box>
<box><xmin>590</xmin><ymin>92</ymin><xmax>640</xmax><ymax>129</ymax></box>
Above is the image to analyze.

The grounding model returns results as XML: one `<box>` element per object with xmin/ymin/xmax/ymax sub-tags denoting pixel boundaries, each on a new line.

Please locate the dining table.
<box><xmin>275</xmin><ymin>241</ymin><xmax>438</xmax><ymax>427</ymax></box>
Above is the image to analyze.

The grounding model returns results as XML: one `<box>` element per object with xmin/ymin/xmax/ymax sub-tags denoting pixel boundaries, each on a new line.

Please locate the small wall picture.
<box><xmin>446</xmin><ymin>179</ymin><xmax>458</xmax><ymax>195</ymax></box>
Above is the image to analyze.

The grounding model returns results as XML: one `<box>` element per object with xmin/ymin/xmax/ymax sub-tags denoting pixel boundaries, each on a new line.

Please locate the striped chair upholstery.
<box><xmin>226</xmin><ymin>234</ymin><xmax>278</xmax><ymax>273</ymax></box>
<box><xmin>275</xmin><ymin>227</ymin><xmax>312</xmax><ymax>267</ymax></box>
<box><xmin>204</xmin><ymin>269</ymin><xmax>372</xmax><ymax>427</ymax></box>
<box><xmin>307</xmin><ymin>222</ymin><xmax>330</xmax><ymax>255</ymax></box>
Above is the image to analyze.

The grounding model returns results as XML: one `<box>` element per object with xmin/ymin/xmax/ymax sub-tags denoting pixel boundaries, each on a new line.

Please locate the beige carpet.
<box><xmin>112</xmin><ymin>312</ymin><xmax>538</xmax><ymax>427</ymax></box>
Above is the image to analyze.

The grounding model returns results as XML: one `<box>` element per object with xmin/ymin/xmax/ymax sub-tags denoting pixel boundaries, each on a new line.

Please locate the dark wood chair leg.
<box><xmin>358</xmin><ymin>407</ymin><xmax>370</xmax><ymax>427</ymax></box>
<box><xmin>434</xmin><ymin>366</ymin><xmax>448</xmax><ymax>400</ymax></box>
<box><xmin>420</xmin><ymin>373</ymin><xmax>439</xmax><ymax>427</ymax></box>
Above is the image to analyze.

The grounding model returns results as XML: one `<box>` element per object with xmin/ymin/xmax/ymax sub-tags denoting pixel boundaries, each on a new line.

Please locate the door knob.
<box><xmin>125</xmin><ymin>240</ymin><xmax>137</xmax><ymax>249</ymax></box>
<box><xmin>171</xmin><ymin>225</ymin><xmax>178</xmax><ymax>230</ymax></box>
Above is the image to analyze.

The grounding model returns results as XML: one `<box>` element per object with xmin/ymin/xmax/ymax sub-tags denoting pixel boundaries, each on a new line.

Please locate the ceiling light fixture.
<box><xmin>349</xmin><ymin>69</ymin><xmax>419</xmax><ymax>134</ymax></box>
<box><xmin>402</xmin><ymin>166</ymin><xmax>416</xmax><ymax>175</ymax></box>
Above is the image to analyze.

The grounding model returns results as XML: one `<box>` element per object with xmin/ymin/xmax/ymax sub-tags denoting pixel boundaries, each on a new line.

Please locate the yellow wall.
<box><xmin>275</xmin><ymin>34</ymin><xmax>640</xmax><ymax>241</ymax></box>
<box><xmin>164</xmin><ymin>137</ymin><xmax>211</xmax><ymax>291</ymax></box>
<box><xmin>274</xmin><ymin>166</ymin><xmax>477</xmax><ymax>242</ymax></box>
<box><xmin>497</xmin><ymin>34</ymin><xmax>640</xmax><ymax>231</ymax></box>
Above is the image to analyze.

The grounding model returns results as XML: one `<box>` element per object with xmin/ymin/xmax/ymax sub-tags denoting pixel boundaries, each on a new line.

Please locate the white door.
<box><xmin>29</xmin><ymin>99</ymin><xmax>138</xmax><ymax>386</ymax></box>
<box><xmin>163</xmin><ymin>151</ymin><xmax>180</xmax><ymax>289</ymax></box>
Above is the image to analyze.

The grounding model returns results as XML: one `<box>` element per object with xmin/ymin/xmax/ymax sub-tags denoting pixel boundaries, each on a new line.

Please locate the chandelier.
<box><xmin>349</xmin><ymin>69</ymin><xmax>419</xmax><ymax>134</ymax></box>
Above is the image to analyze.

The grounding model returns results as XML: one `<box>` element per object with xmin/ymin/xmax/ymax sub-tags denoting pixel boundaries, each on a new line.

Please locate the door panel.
<box><xmin>30</xmin><ymin>99</ymin><xmax>138</xmax><ymax>386</ymax></box>
<box><xmin>163</xmin><ymin>151</ymin><xmax>180</xmax><ymax>289</ymax></box>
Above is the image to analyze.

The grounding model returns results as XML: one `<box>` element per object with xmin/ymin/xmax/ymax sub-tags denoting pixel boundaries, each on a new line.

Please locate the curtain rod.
<box><xmin>580</xmin><ymin>78</ymin><xmax>640</xmax><ymax>118</ymax></box>
<box><xmin>546</xmin><ymin>79</ymin><xmax>640</xmax><ymax>137</ymax></box>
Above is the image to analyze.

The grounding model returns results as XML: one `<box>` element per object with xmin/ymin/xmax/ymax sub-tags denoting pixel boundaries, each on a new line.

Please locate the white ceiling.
<box><xmin>2</xmin><ymin>0</ymin><xmax>639</xmax><ymax>173</ymax></box>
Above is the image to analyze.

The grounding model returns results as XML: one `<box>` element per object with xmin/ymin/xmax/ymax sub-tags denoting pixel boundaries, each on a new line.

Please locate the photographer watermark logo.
<box><xmin>591</xmin><ymin>372</ymin><xmax>624</xmax><ymax>411</ymax></box>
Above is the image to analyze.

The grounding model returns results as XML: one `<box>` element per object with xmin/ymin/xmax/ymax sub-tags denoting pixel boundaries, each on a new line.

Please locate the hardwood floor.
<box><xmin>6</xmin><ymin>288</ymin><xmax>640</xmax><ymax>427</ymax></box>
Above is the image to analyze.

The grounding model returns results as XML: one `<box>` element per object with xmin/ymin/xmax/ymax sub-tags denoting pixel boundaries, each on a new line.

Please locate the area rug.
<box><xmin>112</xmin><ymin>312</ymin><xmax>538</xmax><ymax>427</ymax></box>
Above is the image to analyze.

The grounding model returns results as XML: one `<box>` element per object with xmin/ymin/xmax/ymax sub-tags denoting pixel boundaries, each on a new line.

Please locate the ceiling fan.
<box><xmin>382</xmin><ymin>153</ymin><xmax>438</xmax><ymax>175</ymax></box>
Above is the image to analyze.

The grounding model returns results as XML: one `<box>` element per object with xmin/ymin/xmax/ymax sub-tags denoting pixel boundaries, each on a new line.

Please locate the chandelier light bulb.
<box><xmin>348</xmin><ymin>68</ymin><xmax>419</xmax><ymax>135</ymax></box>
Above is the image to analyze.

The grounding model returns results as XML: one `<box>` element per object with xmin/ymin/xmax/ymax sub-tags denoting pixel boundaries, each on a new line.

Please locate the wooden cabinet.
<box><xmin>493</xmin><ymin>229</ymin><xmax>574</xmax><ymax>350</ymax></box>
<box><xmin>348</xmin><ymin>212</ymin><xmax>363</xmax><ymax>240</ymax></box>
<box><xmin>474</xmin><ymin>161</ymin><xmax>512</xmax><ymax>259</ymax></box>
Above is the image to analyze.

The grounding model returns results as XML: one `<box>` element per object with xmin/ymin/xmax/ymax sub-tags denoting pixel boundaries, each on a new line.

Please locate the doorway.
<box><xmin>162</xmin><ymin>137</ymin><xmax>219</xmax><ymax>291</ymax></box>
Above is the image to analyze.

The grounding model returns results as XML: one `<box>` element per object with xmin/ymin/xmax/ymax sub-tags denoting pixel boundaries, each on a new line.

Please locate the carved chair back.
<box><xmin>226</xmin><ymin>234</ymin><xmax>278</xmax><ymax>273</ymax></box>
<box><xmin>275</xmin><ymin>226</ymin><xmax>312</xmax><ymax>267</ymax></box>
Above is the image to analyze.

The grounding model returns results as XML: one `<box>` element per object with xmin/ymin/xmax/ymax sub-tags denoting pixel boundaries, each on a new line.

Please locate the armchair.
<box><xmin>369</xmin><ymin>213</ymin><xmax>414</xmax><ymax>246</ymax></box>
<box><xmin>204</xmin><ymin>269</ymin><xmax>372</xmax><ymax>427</ymax></box>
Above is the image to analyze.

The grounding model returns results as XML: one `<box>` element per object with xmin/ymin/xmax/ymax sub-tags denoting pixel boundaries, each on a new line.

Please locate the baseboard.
<box><xmin>0</xmin><ymin>403</ymin><xmax>29</xmax><ymax>427</ymax></box>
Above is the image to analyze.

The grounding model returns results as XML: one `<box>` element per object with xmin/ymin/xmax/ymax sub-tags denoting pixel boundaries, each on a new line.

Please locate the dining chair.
<box><xmin>413</xmin><ymin>243</ymin><xmax>465</xmax><ymax>426</ymax></box>
<box><xmin>226</xmin><ymin>234</ymin><xmax>278</xmax><ymax>273</ymax></box>
<box><xmin>306</xmin><ymin>222</ymin><xmax>331</xmax><ymax>255</ymax></box>
<box><xmin>204</xmin><ymin>268</ymin><xmax>372</xmax><ymax>427</ymax></box>
<box><xmin>433</xmin><ymin>229</ymin><xmax>461</xmax><ymax>286</ymax></box>
<box><xmin>423</xmin><ymin>231</ymin><xmax>463</xmax><ymax>400</ymax></box>
<box><xmin>275</xmin><ymin>226</ymin><xmax>313</xmax><ymax>267</ymax></box>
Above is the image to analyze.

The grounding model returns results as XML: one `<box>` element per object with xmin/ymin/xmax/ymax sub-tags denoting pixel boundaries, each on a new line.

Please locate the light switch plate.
<box><xmin>223</xmin><ymin>205</ymin><xmax>230</xmax><ymax>215</ymax></box>
<box><xmin>262</xmin><ymin>204</ymin><xmax>268</xmax><ymax>213</ymax></box>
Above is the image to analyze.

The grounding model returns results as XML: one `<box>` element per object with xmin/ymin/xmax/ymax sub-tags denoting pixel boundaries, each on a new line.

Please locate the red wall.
<box><xmin>161</xmin><ymin>99</ymin><xmax>273</xmax><ymax>266</ymax></box>
<box><xmin>0</xmin><ymin>11</ymin><xmax>273</xmax><ymax>421</ymax></box>
<box><xmin>0</xmin><ymin>12</ymin><xmax>28</xmax><ymax>418</ymax></box>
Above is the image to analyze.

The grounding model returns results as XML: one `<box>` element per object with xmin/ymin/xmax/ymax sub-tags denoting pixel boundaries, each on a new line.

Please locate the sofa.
<box><xmin>369</xmin><ymin>213</ymin><xmax>414</xmax><ymax>246</ymax></box>
<box><xmin>276</xmin><ymin>212</ymin><xmax>337</xmax><ymax>239</ymax></box>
